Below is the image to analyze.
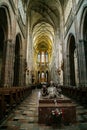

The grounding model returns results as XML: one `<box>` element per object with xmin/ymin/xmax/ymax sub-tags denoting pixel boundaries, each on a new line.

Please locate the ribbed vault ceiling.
<box><xmin>27</xmin><ymin>0</ymin><xmax>63</xmax><ymax>54</ymax></box>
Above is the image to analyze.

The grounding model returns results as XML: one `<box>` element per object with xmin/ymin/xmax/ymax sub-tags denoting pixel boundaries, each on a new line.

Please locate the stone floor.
<box><xmin>0</xmin><ymin>89</ymin><xmax>87</xmax><ymax>130</ymax></box>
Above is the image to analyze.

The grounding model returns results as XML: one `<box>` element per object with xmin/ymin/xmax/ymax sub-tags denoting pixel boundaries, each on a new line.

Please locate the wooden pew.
<box><xmin>0</xmin><ymin>93</ymin><xmax>5</xmax><ymax>122</ymax></box>
<box><xmin>0</xmin><ymin>86</ymin><xmax>32</xmax><ymax>122</ymax></box>
<box><xmin>0</xmin><ymin>88</ymin><xmax>14</xmax><ymax>114</ymax></box>
<box><xmin>61</xmin><ymin>86</ymin><xmax>87</xmax><ymax>104</ymax></box>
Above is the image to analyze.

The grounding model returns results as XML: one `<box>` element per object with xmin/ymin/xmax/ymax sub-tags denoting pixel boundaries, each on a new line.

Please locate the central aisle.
<box><xmin>0</xmin><ymin>89</ymin><xmax>87</xmax><ymax>130</ymax></box>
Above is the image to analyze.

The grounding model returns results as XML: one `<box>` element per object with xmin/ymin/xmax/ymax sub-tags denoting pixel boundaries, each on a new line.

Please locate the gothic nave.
<box><xmin>0</xmin><ymin>0</ymin><xmax>87</xmax><ymax>129</ymax></box>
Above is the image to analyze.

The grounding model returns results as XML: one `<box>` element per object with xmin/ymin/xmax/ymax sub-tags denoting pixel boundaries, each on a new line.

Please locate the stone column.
<box><xmin>77</xmin><ymin>40</ymin><xmax>87</xmax><ymax>86</ymax></box>
<box><xmin>18</xmin><ymin>56</ymin><xmax>24</xmax><ymax>86</ymax></box>
<box><xmin>26</xmin><ymin>18</ymin><xmax>32</xmax><ymax>85</ymax></box>
<box><xmin>20</xmin><ymin>57</ymin><xmax>26</xmax><ymax>86</ymax></box>
<box><xmin>3</xmin><ymin>39</ymin><xmax>15</xmax><ymax>87</ymax></box>
<box><xmin>64</xmin><ymin>53</ymin><xmax>70</xmax><ymax>86</ymax></box>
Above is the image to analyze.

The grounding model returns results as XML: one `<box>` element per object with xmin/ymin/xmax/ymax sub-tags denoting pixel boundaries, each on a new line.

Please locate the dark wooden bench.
<box><xmin>0</xmin><ymin>86</ymin><xmax>32</xmax><ymax>122</ymax></box>
<box><xmin>0</xmin><ymin>93</ymin><xmax>5</xmax><ymax>122</ymax></box>
<box><xmin>61</xmin><ymin>86</ymin><xmax>87</xmax><ymax>104</ymax></box>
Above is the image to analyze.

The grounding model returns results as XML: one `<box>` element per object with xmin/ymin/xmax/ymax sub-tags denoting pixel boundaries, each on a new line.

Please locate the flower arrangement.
<box><xmin>50</xmin><ymin>108</ymin><xmax>63</xmax><ymax>124</ymax></box>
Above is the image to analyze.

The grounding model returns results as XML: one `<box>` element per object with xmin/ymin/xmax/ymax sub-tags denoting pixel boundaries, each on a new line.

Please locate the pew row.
<box><xmin>0</xmin><ymin>86</ymin><xmax>32</xmax><ymax>123</ymax></box>
<box><xmin>61</xmin><ymin>86</ymin><xmax>87</xmax><ymax>104</ymax></box>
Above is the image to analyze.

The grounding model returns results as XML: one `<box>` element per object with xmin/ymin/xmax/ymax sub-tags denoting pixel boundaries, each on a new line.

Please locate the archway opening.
<box><xmin>0</xmin><ymin>7</ymin><xmax>8</xmax><ymax>86</ymax></box>
<box><xmin>83</xmin><ymin>10</ymin><xmax>87</xmax><ymax>73</ymax></box>
<box><xmin>0</xmin><ymin>27</ymin><xmax>4</xmax><ymax>85</ymax></box>
<box><xmin>13</xmin><ymin>35</ymin><xmax>20</xmax><ymax>86</ymax></box>
<box><xmin>69</xmin><ymin>35</ymin><xmax>76</xmax><ymax>86</ymax></box>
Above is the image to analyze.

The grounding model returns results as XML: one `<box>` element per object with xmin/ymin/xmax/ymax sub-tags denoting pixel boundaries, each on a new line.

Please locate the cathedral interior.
<box><xmin>0</xmin><ymin>0</ymin><xmax>87</xmax><ymax>130</ymax></box>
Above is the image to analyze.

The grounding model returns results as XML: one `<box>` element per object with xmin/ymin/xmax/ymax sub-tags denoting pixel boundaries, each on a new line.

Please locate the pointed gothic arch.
<box><xmin>0</xmin><ymin>5</ymin><xmax>11</xmax><ymax>86</ymax></box>
<box><xmin>13</xmin><ymin>33</ymin><xmax>22</xmax><ymax>86</ymax></box>
<box><xmin>81</xmin><ymin>7</ymin><xmax>87</xmax><ymax>74</ymax></box>
<box><xmin>79</xmin><ymin>6</ymin><xmax>87</xmax><ymax>85</ymax></box>
<box><xmin>67</xmin><ymin>34</ymin><xmax>76</xmax><ymax>86</ymax></box>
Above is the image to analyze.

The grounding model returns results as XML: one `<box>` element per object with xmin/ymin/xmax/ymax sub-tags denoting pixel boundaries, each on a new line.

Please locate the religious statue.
<box><xmin>48</xmin><ymin>81</ymin><xmax>58</xmax><ymax>98</ymax></box>
<box><xmin>41</xmin><ymin>85</ymin><xmax>48</xmax><ymax>96</ymax></box>
<box><xmin>41</xmin><ymin>81</ymin><xmax>62</xmax><ymax>98</ymax></box>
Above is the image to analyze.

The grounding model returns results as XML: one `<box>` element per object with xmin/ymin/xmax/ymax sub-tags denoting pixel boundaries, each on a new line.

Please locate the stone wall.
<box><xmin>0</xmin><ymin>0</ymin><xmax>26</xmax><ymax>87</ymax></box>
<box><xmin>63</xmin><ymin>0</ymin><xmax>87</xmax><ymax>87</ymax></box>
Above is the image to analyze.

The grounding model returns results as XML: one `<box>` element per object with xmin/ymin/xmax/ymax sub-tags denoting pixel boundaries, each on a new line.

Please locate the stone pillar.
<box><xmin>63</xmin><ymin>53</ymin><xmax>70</xmax><ymax>86</ymax></box>
<box><xmin>27</xmin><ymin>30</ymin><xmax>33</xmax><ymax>84</ymax></box>
<box><xmin>21</xmin><ymin>57</ymin><xmax>26</xmax><ymax>86</ymax></box>
<box><xmin>3</xmin><ymin>39</ymin><xmax>15</xmax><ymax>87</ymax></box>
<box><xmin>18</xmin><ymin>56</ymin><xmax>25</xmax><ymax>86</ymax></box>
<box><xmin>63</xmin><ymin>58</ymin><xmax>66</xmax><ymax>85</ymax></box>
<box><xmin>77</xmin><ymin>40</ymin><xmax>87</xmax><ymax>86</ymax></box>
<box><xmin>66</xmin><ymin>54</ymin><xmax>71</xmax><ymax>85</ymax></box>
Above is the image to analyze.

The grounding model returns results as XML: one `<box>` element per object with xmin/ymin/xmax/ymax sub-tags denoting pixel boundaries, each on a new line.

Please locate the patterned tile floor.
<box><xmin>0</xmin><ymin>89</ymin><xmax>87</xmax><ymax>130</ymax></box>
